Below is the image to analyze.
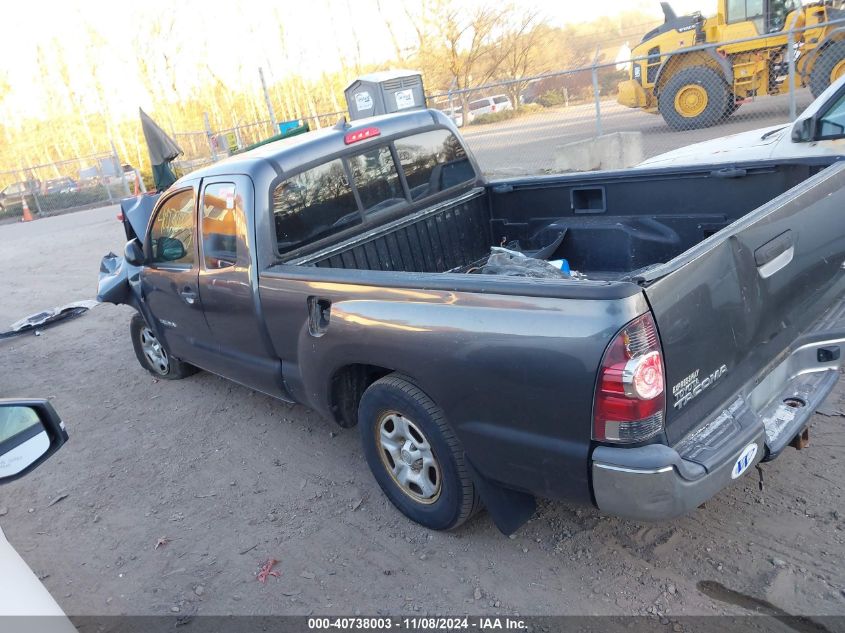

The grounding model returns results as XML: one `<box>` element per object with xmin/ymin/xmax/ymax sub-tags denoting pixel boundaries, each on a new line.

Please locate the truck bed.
<box><xmin>288</xmin><ymin>161</ymin><xmax>832</xmax><ymax>281</ymax></box>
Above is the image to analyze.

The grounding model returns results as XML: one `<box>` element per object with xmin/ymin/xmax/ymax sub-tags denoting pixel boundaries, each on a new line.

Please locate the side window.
<box><xmin>727</xmin><ymin>0</ymin><xmax>764</xmax><ymax>23</ymax></box>
<box><xmin>468</xmin><ymin>99</ymin><xmax>489</xmax><ymax>112</ymax></box>
<box><xmin>273</xmin><ymin>159</ymin><xmax>359</xmax><ymax>252</ymax></box>
<box><xmin>347</xmin><ymin>145</ymin><xmax>405</xmax><ymax>214</ymax></box>
<box><xmin>818</xmin><ymin>92</ymin><xmax>845</xmax><ymax>139</ymax></box>
<box><xmin>149</xmin><ymin>189</ymin><xmax>195</xmax><ymax>266</ymax></box>
<box><xmin>646</xmin><ymin>46</ymin><xmax>661</xmax><ymax>84</ymax></box>
<box><xmin>726</xmin><ymin>0</ymin><xmax>745</xmax><ymax>22</ymax></box>
<box><xmin>201</xmin><ymin>182</ymin><xmax>239</xmax><ymax>269</ymax></box>
<box><xmin>395</xmin><ymin>130</ymin><xmax>475</xmax><ymax>201</ymax></box>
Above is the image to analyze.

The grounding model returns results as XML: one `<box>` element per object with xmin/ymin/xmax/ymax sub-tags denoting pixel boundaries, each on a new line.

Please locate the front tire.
<box><xmin>659</xmin><ymin>66</ymin><xmax>731</xmax><ymax>130</ymax></box>
<box><xmin>358</xmin><ymin>374</ymin><xmax>481</xmax><ymax>530</ymax></box>
<box><xmin>810</xmin><ymin>41</ymin><xmax>845</xmax><ymax>98</ymax></box>
<box><xmin>130</xmin><ymin>314</ymin><xmax>197</xmax><ymax>380</ymax></box>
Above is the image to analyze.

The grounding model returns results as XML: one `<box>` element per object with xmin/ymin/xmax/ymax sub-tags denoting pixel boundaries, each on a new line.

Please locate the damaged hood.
<box><xmin>120</xmin><ymin>193</ymin><xmax>160</xmax><ymax>242</ymax></box>
<box><xmin>639</xmin><ymin>125</ymin><xmax>786</xmax><ymax>168</ymax></box>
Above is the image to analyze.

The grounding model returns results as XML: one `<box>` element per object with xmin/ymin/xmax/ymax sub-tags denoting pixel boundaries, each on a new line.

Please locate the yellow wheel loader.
<box><xmin>617</xmin><ymin>1</ymin><xmax>845</xmax><ymax>129</ymax></box>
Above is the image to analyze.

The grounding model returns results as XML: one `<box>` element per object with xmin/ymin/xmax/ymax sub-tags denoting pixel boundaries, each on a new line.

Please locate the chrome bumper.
<box><xmin>591</xmin><ymin>316</ymin><xmax>845</xmax><ymax>521</ymax></box>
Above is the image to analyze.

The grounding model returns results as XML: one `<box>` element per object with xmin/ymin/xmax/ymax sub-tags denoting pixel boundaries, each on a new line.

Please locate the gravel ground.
<box><xmin>1</xmin><ymin>196</ymin><xmax>844</xmax><ymax>620</ymax></box>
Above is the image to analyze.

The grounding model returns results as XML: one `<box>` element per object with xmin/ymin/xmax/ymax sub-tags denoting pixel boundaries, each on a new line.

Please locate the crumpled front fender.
<box><xmin>97</xmin><ymin>251</ymin><xmax>142</xmax><ymax>311</ymax></box>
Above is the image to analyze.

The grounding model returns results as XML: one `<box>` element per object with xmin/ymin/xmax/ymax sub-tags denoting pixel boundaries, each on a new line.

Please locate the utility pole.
<box><xmin>259</xmin><ymin>67</ymin><xmax>278</xmax><ymax>133</ymax></box>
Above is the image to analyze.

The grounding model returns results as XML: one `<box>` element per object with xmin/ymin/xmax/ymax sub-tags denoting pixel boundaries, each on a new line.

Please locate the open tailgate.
<box><xmin>642</xmin><ymin>162</ymin><xmax>845</xmax><ymax>447</ymax></box>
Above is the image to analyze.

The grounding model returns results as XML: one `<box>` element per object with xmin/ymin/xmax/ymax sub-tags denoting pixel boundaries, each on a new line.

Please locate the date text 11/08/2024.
<box><xmin>307</xmin><ymin>617</ymin><xmax>528</xmax><ymax>630</ymax></box>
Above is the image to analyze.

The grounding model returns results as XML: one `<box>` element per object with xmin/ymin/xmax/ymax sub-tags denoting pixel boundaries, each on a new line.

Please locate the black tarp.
<box><xmin>140</xmin><ymin>108</ymin><xmax>182</xmax><ymax>191</ymax></box>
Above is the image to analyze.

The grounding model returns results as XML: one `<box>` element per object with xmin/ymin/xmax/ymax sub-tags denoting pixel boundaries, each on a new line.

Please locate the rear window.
<box><xmin>272</xmin><ymin>159</ymin><xmax>359</xmax><ymax>251</ymax></box>
<box><xmin>492</xmin><ymin>96</ymin><xmax>509</xmax><ymax>104</ymax></box>
<box><xmin>273</xmin><ymin>129</ymin><xmax>476</xmax><ymax>255</ymax></box>
<box><xmin>347</xmin><ymin>146</ymin><xmax>405</xmax><ymax>215</ymax></box>
<box><xmin>395</xmin><ymin>130</ymin><xmax>475</xmax><ymax>200</ymax></box>
<box><xmin>468</xmin><ymin>99</ymin><xmax>490</xmax><ymax>111</ymax></box>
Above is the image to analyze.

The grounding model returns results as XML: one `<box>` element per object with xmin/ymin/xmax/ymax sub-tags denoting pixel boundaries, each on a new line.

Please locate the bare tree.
<box><xmin>404</xmin><ymin>0</ymin><xmax>510</xmax><ymax>112</ymax></box>
<box><xmin>495</xmin><ymin>9</ymin><xmax>546</xmax><ymax>109</ymax></box>
<box><xmin>376</xmin><ymin>0</ymin><xmax>407</xmax><ymax>62</ymax></box>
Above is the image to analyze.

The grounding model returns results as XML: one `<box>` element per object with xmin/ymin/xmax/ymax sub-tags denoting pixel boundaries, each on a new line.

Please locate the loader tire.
<box><xmin>810</xmin><ymin>41</ymin><xmax>845</xmax><ymax>98</ymax></box>
<box><xmin>659</xmin><ymin>66</ymin><xmax>731</xmax><ymax>130</ymax></box>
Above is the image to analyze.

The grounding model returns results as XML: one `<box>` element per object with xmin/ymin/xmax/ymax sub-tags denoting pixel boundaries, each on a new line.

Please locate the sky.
<box><xmin>0</xmin><ymin>0</ymin><xmax>719</xmax><ymax>121</ymax></box>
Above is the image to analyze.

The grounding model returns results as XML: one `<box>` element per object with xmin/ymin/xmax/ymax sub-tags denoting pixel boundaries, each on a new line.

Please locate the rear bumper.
<box><xmin>591</xmin><ymin>431</ymin><xmax>765</xmax><ymax>520</ymax></box>
<box><xmin>591</xmin><ymin>303</ymin><xmax>845</xmax><ymax>521</ymax></box>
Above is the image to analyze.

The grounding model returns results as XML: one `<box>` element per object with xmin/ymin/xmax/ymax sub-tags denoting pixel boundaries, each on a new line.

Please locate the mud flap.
<box><xmin>465</xmin><ymin>457</ymin><xmax>536</xmax><ymax>536</ymax></box>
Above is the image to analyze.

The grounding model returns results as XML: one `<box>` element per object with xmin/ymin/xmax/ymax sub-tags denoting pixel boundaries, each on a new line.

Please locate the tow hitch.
<box><xmin>790</xmin><ymin>427</ymin><xmax>810</xmax><ymax>450</ymax></box>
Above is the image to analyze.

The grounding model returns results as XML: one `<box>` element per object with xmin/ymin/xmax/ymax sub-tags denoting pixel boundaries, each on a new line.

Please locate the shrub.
<box><xmin>537</xmin><ymin>89</ymin><xmax>569</xmax><ymax>108</ymax></box>
<box><xmin>469</xmin><ymin>103</ymin><xmax>542</xmax><ymax>126</ymax></box>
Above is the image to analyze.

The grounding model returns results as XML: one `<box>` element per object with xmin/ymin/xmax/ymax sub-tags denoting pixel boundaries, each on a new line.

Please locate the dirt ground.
<box><xmin>0</xmin><ymin>205</ymin><xmax>843</xmax><ymax>619</ymax></box>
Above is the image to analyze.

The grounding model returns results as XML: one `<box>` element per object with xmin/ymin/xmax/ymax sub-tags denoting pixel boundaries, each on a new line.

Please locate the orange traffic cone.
<box><xmin>134</xmin><ymin>171</ymin><xmax>142</xmax><ymax>196</ymax></box>
<box><xmin>21</xmin><ymin>195</ymin><xmax>34</xmax><ymax>222</ymax></box>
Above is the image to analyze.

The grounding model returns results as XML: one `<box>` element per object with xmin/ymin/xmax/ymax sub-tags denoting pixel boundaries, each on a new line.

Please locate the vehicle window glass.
<box><xmin>273</xmin><ymin>159</ymin><xmax>359</xmax><ymax>252</ymax></box>
<box><xmin>0</xmin><ymin>406</ymin><xmax>40</xmax><ymax>445</ymax></box>
<box><xmin>819</xmin><ymin>92</ymin><xmax>845</xmax><ymax>138</ymax></box>
<box><xmin>149</xmin><ymin>189</ymin><xmax>195</xmax><ymax>266</ymax></box>
<box><xmin>493</xmin><ymin>96</ymin><xmax>509</xmax><ymax>104</ymax></box>
<box><xmin>201</xmin><ymin>182</ymin><xmax>239</xmax><ymax>269</ymax></box>
<box><xmin>747</xmin><ymin>0</ymin><xmax>764</xmax><ymax>17</ymax></box>
<box><xmin>395</xmin><ymin>130</ymin><xmax>476</xmax><ymax>201</ymax></box>
<box><xmin>468</xmin><ymin>99</ymin><xmax>489</xmax><ymax>111</ymax></box>
<box><xmin>727</xmin><ymin>0</ymin><xmax>764</xmax><ymax>22</ymax></box>
<box><xmin>347</xmin><ymin>145</ymin><xmax>405</xmax><ymax>215</ymax></box>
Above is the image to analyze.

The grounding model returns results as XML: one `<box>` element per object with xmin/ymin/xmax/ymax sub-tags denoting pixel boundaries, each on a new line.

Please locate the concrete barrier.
<box><xmin>555</xmin><ymin>131</ymin><xmax>644</xmax><ymax>172</ymax></box>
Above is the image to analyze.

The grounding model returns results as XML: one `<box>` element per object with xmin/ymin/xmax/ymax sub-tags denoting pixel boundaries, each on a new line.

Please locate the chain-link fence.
<box><xmin>172</xmin><ymin>110</ymin><xmax>352</xmax><ymax>172</ymax></box>
<box><xmin>429</xmin><ymin>15</ymin><xmax>844</xmax><ymax>176</ymax></box>
<box><xmin>0</xmin><ymin>150</ymin><xmax>135</xmax><ymax>220</ymax></box>
<box><xmin>136</xmin><ymin>14</ymin><xmax>845</xmax><ymax>186</ymax></box>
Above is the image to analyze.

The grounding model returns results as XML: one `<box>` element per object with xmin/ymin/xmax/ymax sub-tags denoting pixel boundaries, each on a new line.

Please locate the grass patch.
<box><xmin>468</xmin><ymin>103</ymin><xmax>543</xmax><ymax>126</ymax></box>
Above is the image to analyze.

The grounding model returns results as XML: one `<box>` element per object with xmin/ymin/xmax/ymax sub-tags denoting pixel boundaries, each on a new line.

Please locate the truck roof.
<box><xmin>175</xmin><ymin>109</ymin><xmax>453</xmax><ymax>184</ymax></box>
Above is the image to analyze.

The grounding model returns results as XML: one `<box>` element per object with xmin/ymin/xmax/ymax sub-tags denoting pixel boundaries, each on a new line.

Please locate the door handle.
<box><xmin>754</xmin><ymin>230</ymin><xmax>794</xmax><ymax>279</ymax></box>
<box><xmin>179</xmin><ymin>287</ymin><xmax>197</xmax><ymax>305</ymax></box>
<box><xmin>307</xmin><ymin>296</ymin><xmax>331</xmax><ymax>337</ymax></box>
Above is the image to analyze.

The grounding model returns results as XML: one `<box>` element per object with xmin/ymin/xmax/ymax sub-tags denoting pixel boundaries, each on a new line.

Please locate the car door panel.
<box><xmin>140</xmin><ymin>182</ymin><xmax>216</xmax><ymax>367</ymax></box>
<box><xmin>196</xmin><ymin>176</ymin><xmax>290</xmax><ymax>399</ymax></box>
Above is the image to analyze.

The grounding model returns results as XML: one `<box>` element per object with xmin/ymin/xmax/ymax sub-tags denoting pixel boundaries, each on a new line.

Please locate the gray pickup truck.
<box><xmin>98</xmin><ymin>109</ymin><xmax>845</xmax><ymax>534</ymax></box>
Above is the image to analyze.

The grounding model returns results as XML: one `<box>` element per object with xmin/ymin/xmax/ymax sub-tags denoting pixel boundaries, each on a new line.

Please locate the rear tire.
<box><xmin>130</xmin><ymin>313</ymin><xmax>197</xmax><ymax>380</ymax></box>
<box><xmin>810</xmin><ymin>41</ymin><xmax>845</xmax><ymax>98</ymax></box>
<box><xmin>358</xmin><ymin>373</ymin><xmax>481</xmax><ymax>530</ymax></box>
<box><xmin>659</xmin><ymin>66</ymin><xmax>731</xmax><ymax>130</ymax></box>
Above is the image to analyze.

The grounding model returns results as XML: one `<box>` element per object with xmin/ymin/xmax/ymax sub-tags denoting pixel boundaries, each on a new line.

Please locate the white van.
<box><xmin>466</xmin><ymin>95</ymin><xmax>513</xmax><ymax>122</ymax></box>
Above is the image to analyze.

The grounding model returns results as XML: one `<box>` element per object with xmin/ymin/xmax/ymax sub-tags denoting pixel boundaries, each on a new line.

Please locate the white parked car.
<box><xmin>0</xmin><ymin>399</ymin><xmax>75</xmax><ymax>629</ymax></box>
<box><xmin>640</xmin><ymin>75</ymin><xmax>845</xmax><ymax>167</ymax></box>
<box><xmin>439</xmin><ymin>105</ymin><xmax>464</xmax><ymax>127</ymax></box>
<box><xmin>466</xmin><ymin>94</ymin><xmax>513</xmax><ymax>123</ymax></box>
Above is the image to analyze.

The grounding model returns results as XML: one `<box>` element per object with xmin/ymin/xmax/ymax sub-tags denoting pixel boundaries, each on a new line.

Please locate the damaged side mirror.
<box><xmin>155</xmin><ymin>237</ymin><xmax>187</xmax><ymax>262</ymax></box>
<box><xmin>791</xmin><ymin>117</ymin><xmax>817</xmax><ymax>143</ymax></box>
<box><xmin>124</xmin><ymin>238</ymin><xmax>145</xmax><ymax>266</ymax></box>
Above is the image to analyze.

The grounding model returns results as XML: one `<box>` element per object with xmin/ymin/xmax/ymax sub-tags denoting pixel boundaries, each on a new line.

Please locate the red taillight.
<box><xmin>491</xmin><ymin>104</ymin><xmax>497</xmax><ymax>112</ymax></box>
<box><xmin>116</xmin><ymin>212</ymin><xmax>124</xmax><ymax>221</ymax></box>
<box><xmin>593</xmin><ymin>313</ymin><xmax>665</xmax><ymax>443</ymax></box>
<box><xmin>344</xmin><ymin>127</ymin><xmax>381</xmax><ymax>144</ymax></box>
